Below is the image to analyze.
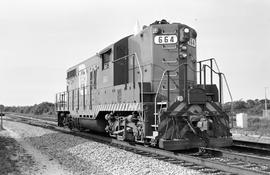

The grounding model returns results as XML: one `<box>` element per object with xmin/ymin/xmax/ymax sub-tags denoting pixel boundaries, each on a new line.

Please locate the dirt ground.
<box><xmin>0</xmin><ymin>128</ymin><xmax>37</xmax><ymax>175</ymax></box>
<box><xmin>0</xmin><ymin>125</ymin><xmax>72</xmax><ymax>175</ymax></box>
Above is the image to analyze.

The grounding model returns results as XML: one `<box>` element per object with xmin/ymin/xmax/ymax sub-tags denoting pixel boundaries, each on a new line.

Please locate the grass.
<box><xmin>246</xmin><ymin>117</ymin><xmax>270</xmax><ymax>135</ymax></box>
<box><xmin>232</xmin><ymin>115</ymin><xmax>270</xmax><ymax>136</ymax></box>
<box><xmin>7</xmin><ymin>112</ymin><xmax>57</xmax><ymax>122</ymax></box>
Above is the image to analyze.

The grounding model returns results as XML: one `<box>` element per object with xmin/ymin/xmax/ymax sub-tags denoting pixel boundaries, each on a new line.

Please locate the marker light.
<box><xmin>152</xmin><ymin>28</ymin><xmax>160</xmax><ymax>34</ymax></box>
<box><xmin>184</xmin><ymin>28</ymin><xmax>190</xmax><ymax>33</ymax></box>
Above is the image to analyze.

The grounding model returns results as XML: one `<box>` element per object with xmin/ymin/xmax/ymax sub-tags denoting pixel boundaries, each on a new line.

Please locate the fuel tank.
<box><xmin>78</xmin><ymin>118</ymin><xmax>107</xmax><ymax>133</ymax></box>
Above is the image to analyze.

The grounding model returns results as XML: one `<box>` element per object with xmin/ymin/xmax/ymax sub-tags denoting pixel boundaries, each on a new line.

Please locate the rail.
<box><xmin>202</xmin><ymin>147</ymin><xmax>270</xmax><ymax>170</ymax></box>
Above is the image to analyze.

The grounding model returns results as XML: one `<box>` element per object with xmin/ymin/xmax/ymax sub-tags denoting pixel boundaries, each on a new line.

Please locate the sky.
<box><xmin>0</xmin><ymin>0</ymin><xmax>269</xmax><ymax>106</ymax></box>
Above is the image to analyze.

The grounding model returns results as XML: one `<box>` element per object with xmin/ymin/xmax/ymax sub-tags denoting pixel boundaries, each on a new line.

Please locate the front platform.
<box><xmin>159</xmin><ymin>137</ymin><xmax>233</xmax><ymax>150</ymax></box>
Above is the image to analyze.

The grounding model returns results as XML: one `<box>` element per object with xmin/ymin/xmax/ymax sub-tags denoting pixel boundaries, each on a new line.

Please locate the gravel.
<box><xmin>2</xmin><ymin>118</ymin><xmax>205</xmax><ymax>175</ymax></box>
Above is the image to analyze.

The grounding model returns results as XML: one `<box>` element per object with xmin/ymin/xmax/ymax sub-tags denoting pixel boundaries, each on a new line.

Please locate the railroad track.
<box><xmin>202</xmin><ymin>147</ymin><xmax>270</xmax><ymax>171</ymax></box>
<box><xmin>233</xmin><ymin>139</ymin><xmax>270</xmax><ymax>152</ymax></box>
<box><xmin>4</xmin><ymin>113</ymin><xmax>270</xmax><ymax>175</ymax></box>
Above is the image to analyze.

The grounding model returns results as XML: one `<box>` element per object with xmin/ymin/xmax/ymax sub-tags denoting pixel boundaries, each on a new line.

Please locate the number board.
<box><xmin>188</xmin><ymin>38</ymin><xmax>196</xmax><ymax>47</ymax></box>
<box><xmin>154</xmin><ymin>35</ymin><xmax>177</xmax><ymax>45</ymax></box>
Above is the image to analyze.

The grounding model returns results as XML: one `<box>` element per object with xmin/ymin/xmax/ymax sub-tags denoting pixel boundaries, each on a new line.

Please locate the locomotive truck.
<box><xmin>56</xmin><ymin>19</ymin><xmax>232</xmax><ymax>150</ymax></box>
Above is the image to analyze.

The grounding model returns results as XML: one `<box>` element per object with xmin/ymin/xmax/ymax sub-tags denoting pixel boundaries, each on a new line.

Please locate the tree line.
<box><xmin>223</xmin><ymin>99</ymin><xmax>270</xmax><ymax>116</ymax></box>
<box><xmin>1</xmin><ymin>102</ymin><xmax>55</xmax><ymax>115</ymax></box>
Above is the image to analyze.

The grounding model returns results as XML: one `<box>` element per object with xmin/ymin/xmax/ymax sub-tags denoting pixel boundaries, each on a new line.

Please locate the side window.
<box><xmin>101</xmin><ymin>49</ymin><xmax>111</xmax><ymax>70</ymax></box>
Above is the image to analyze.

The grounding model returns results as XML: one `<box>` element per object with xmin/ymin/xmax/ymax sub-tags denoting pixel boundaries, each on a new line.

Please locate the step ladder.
<box><xmin>152</xmin><ymin>101</ymin><xmax>168</xmax><ymax>130</ymax></box>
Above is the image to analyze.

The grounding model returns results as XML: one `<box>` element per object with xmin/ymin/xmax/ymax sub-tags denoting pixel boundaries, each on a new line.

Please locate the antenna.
<box><xmin>133</xmin><ymin>20</ymin><xmax>141</xmax><ymax>35</ymax></box>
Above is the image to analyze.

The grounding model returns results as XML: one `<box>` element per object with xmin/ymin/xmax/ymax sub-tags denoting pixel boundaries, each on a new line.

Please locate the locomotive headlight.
<box><xmin>180</xmin><ymin>52</ymin><xmax>188</xmax><ymax>58</ymax></box>
<box><xmin>152</xmin><ymin>27</ymin><xmax>160</xmax><ymax>34</ymax></box>
<box><xmin>176</xmin><ymin>96</ymin><xmax>184</xmax><ymax>102</ymax></box>
<box><xmin>182</xmin><ymin>53</ymin><xmax>187</xmax><ymax>58</ymax></box>
<box><xmin>180</xmin><ymin>45</ymin><xmax>187</xmax><ymax>51</ymax></box>
<box><xmin>184</xmin><ymin>28</ymin><xmax>190</xmax><ymax>33</ymax></box>
<box><xmin>180</xmin><ymin>27</ymin><xmax>191</xmax><ymax>42</ymax></box>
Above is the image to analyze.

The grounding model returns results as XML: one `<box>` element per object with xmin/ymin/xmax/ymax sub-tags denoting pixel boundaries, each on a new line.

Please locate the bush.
<box><xmin>246</xmin><ymin>118</ymin><xmax>270</xmax><ymax>135</ymax></box>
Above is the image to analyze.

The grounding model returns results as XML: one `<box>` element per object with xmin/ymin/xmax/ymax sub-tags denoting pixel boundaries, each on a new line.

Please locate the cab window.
<box><xmin>101</xmin><ymin>49</ymin><xmax>111</xmax><ymax>70</ymax></box>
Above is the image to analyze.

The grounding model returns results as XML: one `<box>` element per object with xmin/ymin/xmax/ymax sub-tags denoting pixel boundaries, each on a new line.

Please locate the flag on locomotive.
<box><xmin>56</xmin><ymin>19</ymin><xmax>232</xmax><ymax>150</ymax></box>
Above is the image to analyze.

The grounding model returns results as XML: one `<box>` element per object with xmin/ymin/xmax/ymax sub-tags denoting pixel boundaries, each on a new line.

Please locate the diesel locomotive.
<box><xmin>56</xmin><ymin>20</ymin><xmax>232</xmax><ymax>150</ymax></box>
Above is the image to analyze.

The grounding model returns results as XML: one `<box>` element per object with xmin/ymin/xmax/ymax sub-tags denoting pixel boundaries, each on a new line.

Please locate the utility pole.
<box><xmin>265</xmin><ymin>87</ymin><xmax>269</xmax><ymax>117</ymax></box>
<box><xmin>0</xmin><ymin>105</ymin><xmax>4</xmax><ymax>130</ymax></box>
<box><xmin>0</xmin><ymin>111</ymin><xmax>2</xmax><ymax>130</ymax></box>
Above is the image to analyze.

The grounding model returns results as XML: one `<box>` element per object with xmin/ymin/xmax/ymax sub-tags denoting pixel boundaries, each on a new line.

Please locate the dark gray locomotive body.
<box><xmin>56</xmin><ymin>20</ymin><xmax>232</xmax><ymax>150</ymax></box>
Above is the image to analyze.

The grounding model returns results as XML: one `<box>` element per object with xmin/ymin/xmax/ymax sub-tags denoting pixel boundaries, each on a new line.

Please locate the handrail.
<box><xmin>198</xmin><ymin>58</ymin><xmax>220</xmax><ymax>85</ymax></box>
<box><xmin>112</xmin><ymin>53</ymin><xmax>144</xmax><ymax>117</ymax></box>
<box><xmin>212</xmin><ymin>58</ymin><xmax>221</xmax><ymax>73</ymax></box>
<box><xmin>112</xmin><ymin>53</ymin><xmax>135</xmax><ymax>63</ymax></box>
<box><xmin>201</xmin><ymin>60</ymin><xmax>234</xmax><ymax>119</ymax></box>
<box><xmin>56</xmin><ymin>92</ymin><xmax>67</xmax><ymax>111</ymax></box>
<box><xmin>203</xmin><ymin>64</ymin><xmax>221</xmax><ymax>75</ymax></box>
<box><xmin>133</xmin><ymin>53</ymin><xmax>144</xmax><ymax>118</ymax></box>
<box><xmin>198</xmin><ymin>58</ymin><xmax>220</xmax><ymax>73</ymax></box>
<box><xmin>221</xmin><ymin>73</ymin><xmax>234</xmax><ymax>116</ymax></box>
<box><xmin>154</xmin><ymin>63</ymin><xmax>187</xmax><ymax>130</ymax></box>
<box><xmin>202</xmin><ymin>64</ymin><xmax>223</xmax><ymax>103</ymax></box>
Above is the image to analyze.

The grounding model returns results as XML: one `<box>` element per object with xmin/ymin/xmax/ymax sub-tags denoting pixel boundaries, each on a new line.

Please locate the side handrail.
<box><xmin>134</xmin><ymin>53</ymin><xmax>144</xmax><ymax>118</ymax></box>
<box><xmin>212</xmin><ymin>58</ymin><xmax>221</xmax><ymax>73</ymax></box>
<box><xmin>198</xmin><ymin>58</ymin><xmax>221</xmax><ymax>73</ymax></box>
<box><xmin>154</xmin><ymin>63</ymin><xmax>187</xmax><ymax>130</ymax></box>
<box><xmin>56</xmin><ymin>92</ymin><xmax>66</xmax><ymax>111</ymax></box>
<box><xmin>112</xmin><ymin>53</ymin><xmax>144</xmax><ymax>118</ymax></box>
<box><xmin>202</xmin><ymin>64</ymin><xmax>234</xmax><ymax>117</ymax></box>
<box><xmin>222</xmin><ymin>73</ymin><xmax>234</xmax><ymax>115</ymax></box>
